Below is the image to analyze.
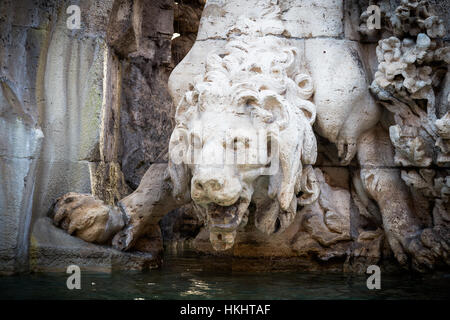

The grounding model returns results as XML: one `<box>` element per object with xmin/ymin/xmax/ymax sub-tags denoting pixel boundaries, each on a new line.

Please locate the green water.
<box><xmin>1</xmin><ymin>251</ymin><xmax>449</xmax><ymax>300</ymax></box>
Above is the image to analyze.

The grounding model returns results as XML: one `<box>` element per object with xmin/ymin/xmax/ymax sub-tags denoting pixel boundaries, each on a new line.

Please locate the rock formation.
<box><xmin>0</xmin><ymin>0</ymin><xmax>203</xmax><ymax>274</ymax></box>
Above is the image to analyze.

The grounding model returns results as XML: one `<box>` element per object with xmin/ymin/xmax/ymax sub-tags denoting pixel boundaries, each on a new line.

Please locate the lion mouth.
<box><xmin>206</xmin><ymin>198</ymin><xmax>250</xmax><ymax>251</ymax></box>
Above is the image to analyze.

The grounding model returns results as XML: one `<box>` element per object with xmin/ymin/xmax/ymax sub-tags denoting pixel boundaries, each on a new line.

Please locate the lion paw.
<box><xmin>337</xmin><ymin>138</ymin><xmax>357</xmax><ymax>165</ymax></box>
<box><xmin>51</xmin><ymin>192</ymin><xmax>125</xmax><ymax>244</ymax></box>
<box><xmin>406</xmin><ymin>228</ymin><xmax>449</xmax><ymax>272</ymax></box>
<box><xmin>408</xmin><ymin>237</ymin><xmax>436</xmax><ymax>272</ymax></box>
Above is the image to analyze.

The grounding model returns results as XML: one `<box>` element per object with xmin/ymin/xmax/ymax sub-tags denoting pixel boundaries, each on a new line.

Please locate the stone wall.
<box><xmin>0</xmin><ymin>0</ymin><xmax>204</xmax><ymax>274</ymax></box>
<box><xmin>0</xmin><ymin>0</ymin><xmax>114</xmax><ymax>274</ymax></box>
<box><xmin>0</xmin><ymin>0</ymin><xmax>55</xmax><ymax>274</ymax></box>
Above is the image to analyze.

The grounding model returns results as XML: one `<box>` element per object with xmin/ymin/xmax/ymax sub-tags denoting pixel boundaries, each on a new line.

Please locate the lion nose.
<box><xmin>193</xmin><ymin>177</ymin><xmax>224</xmax><ymax>193</ymax></box>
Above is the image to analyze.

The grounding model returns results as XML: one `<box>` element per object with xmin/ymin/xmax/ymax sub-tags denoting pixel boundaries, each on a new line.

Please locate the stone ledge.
<box><xmin>29</xmin><ymin>218</ymin><xmax>160</xmax><ymax>273</ymax></box>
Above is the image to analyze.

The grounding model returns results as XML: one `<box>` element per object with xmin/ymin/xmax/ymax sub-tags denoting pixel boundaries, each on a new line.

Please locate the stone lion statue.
<box><xmin>167</xmin><ymin>34</ymin><xmax>319</xmax><ymax>250</ymax></box>
<box><xmin>51</xmin><ymin>0</ymin><xmax>449</xmax><ymax>272</ymax></box>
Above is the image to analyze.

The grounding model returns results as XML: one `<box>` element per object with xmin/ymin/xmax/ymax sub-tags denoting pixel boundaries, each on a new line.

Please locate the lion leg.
<box><xmin>112</xmin><ymin>163</ymin><xmax>188</xmax><ymax>251</ymax></box>
<box><xmin>51</xmin><ymin>163</ymin><xmax>188</xmax><ymax>251</ymax></box>
<box><xmin>357</xmin><ymin>126</ymin><xmax>438</xmax><ymax>271</ymax></box>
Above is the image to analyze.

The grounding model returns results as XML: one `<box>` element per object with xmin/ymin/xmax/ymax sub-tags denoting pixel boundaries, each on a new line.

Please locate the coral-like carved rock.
<box><xmin>436</xmin><ymin>110</ymin><xmax>450</xmax><ymax>165</ymax></box>
<box><xmin>370</xmin><ymin>1</ymin><xmax>449</xmax><ymax>167</ymax></box>
<box><xmin>368</xmin><ymin>0</ymin><xmax>449</xmax><ymax>270</ymax></box>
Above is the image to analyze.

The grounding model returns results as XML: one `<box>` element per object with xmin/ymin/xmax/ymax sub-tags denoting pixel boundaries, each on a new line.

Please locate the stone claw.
<box><xmin>112</xmin><ymin>225</ymin><xmax>135</xmax><ymax>251</ymax></box>
<box><xmin>388</xmin><ymin>237</ymin><xmax>409</xmax><ymax>267</ymax></box>
<box><xmin>419</xmin><ymin>227</ymin><xmax>450</xmax><ymax>266</ymax></box>
<box><xmin>337</xmin><ymin>139</ymin><xmax>357</xmax><ymax>165</ymax></box>
<box><xmin>408</xmin><ymin>237</ymin><xmax>436</xmax><ymax>272</ymax></box>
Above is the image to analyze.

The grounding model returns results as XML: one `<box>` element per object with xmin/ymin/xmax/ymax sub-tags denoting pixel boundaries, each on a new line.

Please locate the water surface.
<box><xmin>1</xmin><ymin>251</ymin><xmax>449</xmax><ymax>300</ymax></box>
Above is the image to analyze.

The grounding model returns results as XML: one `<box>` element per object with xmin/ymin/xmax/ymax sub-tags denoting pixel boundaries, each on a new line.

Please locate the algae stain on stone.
<box><xmin>79</xmin><ymin>39</ymin><xmax>106</xmax><ymax>162</ymax></box>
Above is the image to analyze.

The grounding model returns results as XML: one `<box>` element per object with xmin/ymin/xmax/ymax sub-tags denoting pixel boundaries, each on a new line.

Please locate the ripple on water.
<box><xmin>0</xmin><ymin>252</ymin><xmax>449</xmax><ymax>300</ymax></box>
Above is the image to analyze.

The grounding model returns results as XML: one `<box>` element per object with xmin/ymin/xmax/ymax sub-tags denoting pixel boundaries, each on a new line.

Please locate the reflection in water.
<box><xmin>181</xmin><ymin>279</ymin><xmax>215</xmax><ymax>298</ymax></box>
<box><xmin>0</xmin><ymin>251</ymin><xmax>449</xmax><ymax>300</ymax></box>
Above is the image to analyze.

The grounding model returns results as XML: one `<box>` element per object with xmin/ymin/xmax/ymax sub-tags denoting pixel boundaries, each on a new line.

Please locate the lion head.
<box><xmin>168</xmin><ymin>35</ymin><xmax>319</xmax><ymax>250</ymax></box>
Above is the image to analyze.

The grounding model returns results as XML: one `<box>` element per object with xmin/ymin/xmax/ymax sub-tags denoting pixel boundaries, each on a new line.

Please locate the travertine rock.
<box><xmin>30</xmin><ymin>217</ymin><xmax>159</xmax><ymax>272</ymax></box>
<box><xmin>26</xmin><ymin>0</ymin><xmax>123</xmax><ymax>274</ymax></box>
<box><xmin>29</xmin><ymin>0</ymin><xmax>202</xmax><ymax>273</ymax></box>
<box><xmin>0</xmin><ymin>0</ymin><xmax>118</xmax><ymax>274</ymax></box>
<box><xmin>105</xmin><ymin>0</ymin><xmax>194</xmax><ymax>189</ymax></box>
<box><xmin>0</xmin><ymin>0</ymin><xmax>53</xmax><ymax>275</ymax></box>
<box><xmin>0</xmin><ymin>120</ymin><xmax>43</xmax><ymax>274</ymax></box>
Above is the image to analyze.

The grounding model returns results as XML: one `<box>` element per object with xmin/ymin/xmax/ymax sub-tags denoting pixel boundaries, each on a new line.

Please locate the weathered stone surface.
<box><xmin>107</xmin><ymin>0</ymin><xmax>173</xmax><ymax>58</ymax></box>
<box><xmin>30</xmin><ymin>217</ymin><xmax>159</xmax><ymax>272</ymax></box>
<box><xmin>120</xmin><ymin>59</ymin><xmax>173</xmax><ymax>188</ymax></box>
<box><xmin>344</xmin><ymin>0</ymin><xmax>363</xmax><ymax>41</ymax></box>
<box><xmin>106</xmin><ymin>0</ymin><xmax>136</xmax><ymax>57</ymax></box>
<box><xmin>105</xmin><ymin>0</ymin><xmax>182</xmax><ymax>189</ymax></box>
<box><xmin>89</xmin><ymin>161</ymin><xmax>132</xmax><ymax>205</ymax></box>
<box><xmin>160</xmin><ymin>204</ymin><xmax>203</xmax><ymax>243</ymax></box>
<box><xmin>197</xmin><ymin>0</ymin><xmax>344</xmax><ymax>40</ymax></box>
<box><xmin>108</xmin><ymin>0</ymin><xmax>203</xmax><ymax>191</ymax></box>
<box><xmin>0</xmin><ymin>120</ymin><xmax>43</xmax><ymax>274</ymax></box>
<box><xmin>31</xmin><ymin>1</ymin><xmax>114</xmax><ymax>260</ymax></box>
<box><xmin>1</xmin><ymin>0</ymin><xmax>194</xmax><ymax>274</ymax></box>
<box><xmin>0</xmin><ymin>0</ymin><xmax>54</xmax><ymax>275</ymax></box>
<box><xmin>0</xmin><ymin>0</ymin><xmax>114</xmax><ymax>274</ymax></box>
<box><xmin>88</xmin><ymin>45</ymin><xmax>132</xmax><ymax>204</ymax></box>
